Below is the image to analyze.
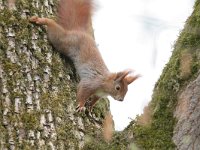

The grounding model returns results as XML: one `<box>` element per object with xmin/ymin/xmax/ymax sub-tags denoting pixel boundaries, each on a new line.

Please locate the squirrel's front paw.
<box><xmin>29</xmin><ymin>16</ymin><xmax>39</xmax><ymax>23</ymax></box>
<box><xmin>76</xmin><ymin>105</ymin><xmax>86</xmax><ymax>113</ymax></box>
<box><xmin>29</xmin><ymin>16</ymin><xmax>46</xmax><ymax>25</ymax></box>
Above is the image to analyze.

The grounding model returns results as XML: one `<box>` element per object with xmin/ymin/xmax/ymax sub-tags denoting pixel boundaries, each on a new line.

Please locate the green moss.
<box><xmin>0</xmin><ymin>9</ymin><xmax>16</xmax><ymax>26</ymax></box>
<box><xmin>15</xmin><ymin>0</ymin><xmax>30</xmax><ymax>9</ymax></box>
<box><xmin>21</xmin><ymin>112</ymin><xmax>39</xmax><ymax>130</ymax></box>
<box><xmin>93</xmin><ymin>99</ymin><xmax>110</xmax><ymax>119</ymax></box>
<box><xmin>17</xmin><ymin>141</ymin><xmax>37</xmax><ymax>150</ymax></box>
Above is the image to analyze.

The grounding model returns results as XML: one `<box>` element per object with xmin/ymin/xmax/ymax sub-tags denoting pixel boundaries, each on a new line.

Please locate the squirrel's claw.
<box><xmin>76</xmin><ymin>105</ymin><xmax>85</xmax><ymax>113</ymax></box>
<box><xmin>88</xmin><ymin>106</ymin><xmax>93</xmax><ymax>113</ymax></box>
<box><xmin>85</xmin><ymin>101</ymin><xmax>93</xmax><ymax>113</ymax></box>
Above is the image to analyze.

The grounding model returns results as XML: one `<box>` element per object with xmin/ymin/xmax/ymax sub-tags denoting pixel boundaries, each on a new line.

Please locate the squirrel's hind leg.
<box><xmin>87</xmin><ymin>96</ymin><xmax>100</xmax><ymax>112</ymax></box>
<box><xmin>76</xmin><ymin>82</ymin><xmax>96</xmax><ymax>112</ymax></box>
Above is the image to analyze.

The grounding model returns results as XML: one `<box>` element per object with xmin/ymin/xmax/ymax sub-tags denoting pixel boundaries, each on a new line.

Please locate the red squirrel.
<box><xmin>30</xmin><ymin>0</ymin><xmax>140</xmax><ymax>112</ymax></box>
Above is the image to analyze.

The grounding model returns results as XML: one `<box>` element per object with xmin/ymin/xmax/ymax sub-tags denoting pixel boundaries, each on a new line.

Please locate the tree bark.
<box><xmin>0</xmin><ymin>0</ymin><xmax>109</xmax><ymax>149</ymax></box>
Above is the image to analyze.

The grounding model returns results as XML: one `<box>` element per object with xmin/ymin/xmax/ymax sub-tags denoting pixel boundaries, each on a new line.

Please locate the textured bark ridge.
<box><xmin>0</xmin><ymin>0</ymin><xmax>109</xmax><ymax>149</ymax></box>
<box><xmin>173</xmin><ymin>73</ymin><xmax>200</xmax><ymax>149</ymax></box>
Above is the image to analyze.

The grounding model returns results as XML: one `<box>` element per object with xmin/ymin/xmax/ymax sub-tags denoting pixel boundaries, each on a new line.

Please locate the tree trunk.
<box><xmin>114</xmin><ymin>1</ymin><xmax>200</xmax><ymax>149</ymax></box>
<box><xmin>0</xmin><ymin>0</ymin><xmax>109</xmax><ymax>149</ymax></box>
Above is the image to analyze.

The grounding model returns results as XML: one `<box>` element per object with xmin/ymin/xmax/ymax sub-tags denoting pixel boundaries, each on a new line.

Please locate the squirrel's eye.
<box><xmin>115</xmin><ymin>85</ymin><xmax>121</xmax><ymax>91</ymax></box>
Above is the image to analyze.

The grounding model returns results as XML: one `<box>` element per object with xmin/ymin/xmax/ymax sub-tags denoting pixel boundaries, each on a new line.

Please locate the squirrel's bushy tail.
<box><xmin>57</xmin><ymin>0</ymin><xmax>93</xmax><ymax>31</ymax></box>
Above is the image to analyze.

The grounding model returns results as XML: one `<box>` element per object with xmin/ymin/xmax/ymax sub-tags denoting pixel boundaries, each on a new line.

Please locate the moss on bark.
<box><xmin>0</xmin><ymin>0</ymin><xmax>109</xmax><ymax>149</ymax></box>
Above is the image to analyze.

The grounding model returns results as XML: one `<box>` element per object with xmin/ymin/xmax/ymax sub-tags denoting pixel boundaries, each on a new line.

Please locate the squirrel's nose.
<box><xmin>119</xmin><ymin>98</ymin><xmax>123</xmax><ymax>101</ymax></box>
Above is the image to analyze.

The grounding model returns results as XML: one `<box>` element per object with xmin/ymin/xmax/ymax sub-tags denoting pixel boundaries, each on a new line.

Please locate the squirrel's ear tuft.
<box><xmin>115</xmin><ymin>70</ymin><xmax>131</xmax><ymax>81</ymax></box>
<box><xmin>115</xmin><ymin>69</ymin><xmax>133</xmax><ymax>81</ymax></box>
<box><xmin>125</xmin><ymin>74</ymin><xmax>141</xmax><ymax>85</ymax></box>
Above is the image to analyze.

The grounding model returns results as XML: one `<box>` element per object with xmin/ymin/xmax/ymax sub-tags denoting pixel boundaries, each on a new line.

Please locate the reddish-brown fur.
<box><xmin>30</xmin><ymin>0</ymin><xmax>140</xmax><ymax>112</ymax></box>
<box><xmin>58</xmin><ymin>0</ymin><xmax>92</xmax><ymax>30</ymax></box>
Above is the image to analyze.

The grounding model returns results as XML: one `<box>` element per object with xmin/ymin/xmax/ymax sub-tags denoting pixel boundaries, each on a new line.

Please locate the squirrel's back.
<box><xmin>57</xmin><ymin>0</ymin><xmax>93</xmax><ymax>31</ymax></box>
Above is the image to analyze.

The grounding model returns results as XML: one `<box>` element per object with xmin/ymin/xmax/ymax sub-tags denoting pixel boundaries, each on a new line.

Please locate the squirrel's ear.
<box><xmin>115</xmin><ymin>69</ymin><xmax>132</xmax><ymax>81</ymax></box>
<box><xmin>124</xmin><ymin>74</ymin><xmax>140</xmax><ymax>85</ymax></box>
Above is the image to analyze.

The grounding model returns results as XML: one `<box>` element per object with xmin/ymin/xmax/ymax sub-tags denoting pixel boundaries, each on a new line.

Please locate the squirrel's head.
<box><xmin>106</xmin><ymin>69</ymin><xmax>140</xmax><ymax>101</ymax></box>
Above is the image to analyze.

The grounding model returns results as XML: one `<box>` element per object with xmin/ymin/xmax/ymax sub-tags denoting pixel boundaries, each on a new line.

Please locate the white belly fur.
<box><xmin>95</xmin><ymin>90</ymin><xmax>108</xmax><ymax>98</ymax></box>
